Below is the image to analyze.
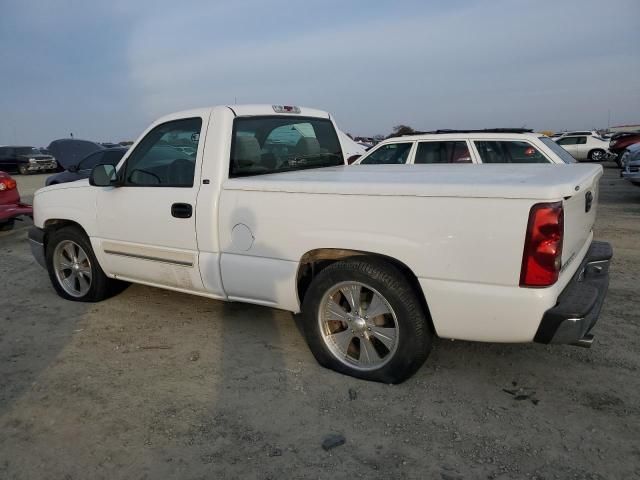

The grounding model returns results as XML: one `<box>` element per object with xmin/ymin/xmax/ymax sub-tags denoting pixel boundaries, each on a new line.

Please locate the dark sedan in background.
<box><xmin>46</xmin><ymin>147</ymin><xmax>127</xmax><ymax>185</ymax></box>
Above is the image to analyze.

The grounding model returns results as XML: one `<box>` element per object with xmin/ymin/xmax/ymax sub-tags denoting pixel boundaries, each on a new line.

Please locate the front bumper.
<box><xmin>26</xmin><ymin>161</ymin><xmax>57</xmax><ymax>172</ymax></box>
<box><xmin>28</xmin><ymin>226</ymin><xmax>47</xmax><ymax>268</ymax></box>
<box><xmin>534</xmin><ymin>241</ymin><xmax>612</xmax><ymax>346</ymax></box>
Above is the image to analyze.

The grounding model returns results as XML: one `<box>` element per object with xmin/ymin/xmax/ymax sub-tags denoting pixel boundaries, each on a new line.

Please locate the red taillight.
<box><xmin>0</xmin><ymin>178</ymin><xmax>17</xmax><ymax>191</ymax></box>
<box><xmin>520</xmin><ymin>202</ymin><xmax>564</xmax><ymax>287</ymax></box>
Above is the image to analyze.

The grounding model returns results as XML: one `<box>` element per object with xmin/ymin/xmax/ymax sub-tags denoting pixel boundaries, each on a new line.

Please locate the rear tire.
<box><xmin>45</xmin><ymin>226</ymin><xmax>126</xmax><ymax>302</ymax></box>
<box><xmin>301</xmin><ymin>258</ymin><xmax>432</xmax><ymax>383</ymax></box>
<box><xmin>588</xmin><ymin>149</ymin><xmax>605</xmax><ymax>162</ymax></box>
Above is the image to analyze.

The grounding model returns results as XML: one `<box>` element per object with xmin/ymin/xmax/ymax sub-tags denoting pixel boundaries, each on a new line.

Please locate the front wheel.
<box><xmin>588</xmin><ymin>149</ymin><xmax>605</xmax><ymax>162</ymax></box>
<box><xmin>18</xmin><ymin>164</ymin><xmax>29</xmax><ymax>175</ymax></box>
<box><xmin>46</xmin><ymin>226</ymin><xmax>125</xmax><ymax>302</ymax></box>
<box><xmin>301</xmin><ymin>258</ymin><xmax>432</xmax><ymax>383</ymax></box>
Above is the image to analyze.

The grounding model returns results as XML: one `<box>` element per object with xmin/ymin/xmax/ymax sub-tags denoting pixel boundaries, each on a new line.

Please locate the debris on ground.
<box><xmin>503</xmin><ymin>386</ymin><xmax>539</xmax><ymax>405</ymax></box>
<box><xmin>322</xmin><ymin>434</ymin><xmax>346</xmax><ymax>451</ymax></box>
<box><xmin>348</xmin><ymin>388</ymin><xmax>357</xmax><ymax>400</ymax></box>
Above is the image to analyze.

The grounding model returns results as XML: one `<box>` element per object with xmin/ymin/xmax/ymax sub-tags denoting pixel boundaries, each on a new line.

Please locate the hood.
<box><xmin>223</xmin><ymin>163</ymin><xmax>603</xmax><ymax>201</ymax></box>
<box><xmin>47</xmin><ymin>139</ymin><xmax>104</xmax><ymax>169</ymax></box>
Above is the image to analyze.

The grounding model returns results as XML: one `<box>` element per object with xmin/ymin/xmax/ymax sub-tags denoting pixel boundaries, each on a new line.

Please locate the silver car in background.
<box><xmin>621</xmin><ymin>143</ymin><xmax>640</xmax><ymax>187</ymax></box>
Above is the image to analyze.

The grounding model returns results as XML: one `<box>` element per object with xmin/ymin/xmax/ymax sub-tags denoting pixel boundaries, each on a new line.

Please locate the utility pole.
<box><xmin>607</xmin><ymin>109</ymin><xmax>611</xmax><ymax>130</ymax></box>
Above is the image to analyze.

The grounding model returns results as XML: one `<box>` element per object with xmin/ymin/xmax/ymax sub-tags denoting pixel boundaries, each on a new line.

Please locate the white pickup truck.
<box><xmin>29</xmin><ymin>104</ymin><xmax>612</xmax><ymax>383</ymax></box>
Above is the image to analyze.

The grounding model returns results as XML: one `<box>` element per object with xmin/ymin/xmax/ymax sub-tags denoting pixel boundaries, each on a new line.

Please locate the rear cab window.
<box><xmin>230</xmin><ymin>116</ymin><xmax>343</xmax><ymax>177</ymax></box>
<box><xmin>359</xmin><ymin>142</ymin><xmax>413</xmax><ymax>165</ymax></box>
<box><xmin>474</xmin><ymin>140</ymin><xmax>550</xmax><ymax>164</ymax></box>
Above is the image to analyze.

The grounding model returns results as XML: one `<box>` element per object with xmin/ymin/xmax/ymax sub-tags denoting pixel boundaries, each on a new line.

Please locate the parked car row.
<box><xmin>352</xmin><ymin>129</ymin><xmax>577</xmax><ymax>165</ymax></box>
<box><xmin>609</xmin><ymin>131</ymin><xmax>640</xmax><ymax>167</ymax></box>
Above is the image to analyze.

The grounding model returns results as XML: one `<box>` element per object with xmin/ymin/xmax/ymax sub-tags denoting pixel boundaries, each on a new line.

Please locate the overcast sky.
<box><xmin>1</xmin><ymin>0</ymin><xmax>639</xmax><ymax>145</ymax></box>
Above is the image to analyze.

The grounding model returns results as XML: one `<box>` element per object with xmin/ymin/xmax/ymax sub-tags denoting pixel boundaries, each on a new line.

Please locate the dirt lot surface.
<box><xmin>1</xmin><ymin>166</ymin><xmax>639</xmax><ymax>480</ymax></box>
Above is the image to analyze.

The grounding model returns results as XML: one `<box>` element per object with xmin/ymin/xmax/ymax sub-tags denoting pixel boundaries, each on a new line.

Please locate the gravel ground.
<box><xmin>1</xmin><ymin>165</ymin><xmax>639</xmax><ymax>480</ymax></box>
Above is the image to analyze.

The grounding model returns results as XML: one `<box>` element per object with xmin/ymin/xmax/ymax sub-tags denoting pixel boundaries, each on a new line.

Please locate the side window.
<box><xmin>415</xmin><ymin>141</ymin><xmax>471</xmax><ymax>164</ymax></box>
<box><xmin>360</xmin><ymin>143</ymin><xmax>413</xmax><ymax>165</ymax></box>
<box><xmin>124</xmin><ymin>118</ymin><xmax>201</xmax><ymax>187</ymax></box>
<box><xmin>557</xmin><ymin>137</ymin><xmax>577</xmax><ymax>145</ymax></box>
<box><xmin>576</xmin><ymin>136</ymin><xmax>587</xmax><ymax>145</ymax></box>
<box><xmin>474</xmin><ymin>141</ymin><xmax>550</xmax><ymax>164</ymax></box>
<box><xmin>78</xmin><ymin>151</ymin><xmax>105</xmax><ymax>171</ymax></box>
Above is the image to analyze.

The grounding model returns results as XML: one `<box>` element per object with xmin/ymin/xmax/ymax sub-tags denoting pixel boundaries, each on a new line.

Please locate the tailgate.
<box><xmin>562</xmin><ymin>168</ymin><xmax>602</xmax><ymax>269</ymax></box>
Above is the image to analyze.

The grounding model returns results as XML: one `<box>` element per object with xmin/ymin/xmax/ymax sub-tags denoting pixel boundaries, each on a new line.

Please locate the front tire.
<box><xmin>45</xmin><ymin>226</ymin><xmax>123</xmax><ymax>302</ymax></box>
<box><xmin>588</xmin><ymin>149</ymin><xmax>605</xmax><ymax>162</ymax></box>
<box><xmin>301</xmin><ymin>258</ymin><xmax>432</xmax><ymax>383</ymax></box>
<box><xmin>18</xmin><ymin>164</ymin><xmax>29</xmax><ymax>175</ymax></box>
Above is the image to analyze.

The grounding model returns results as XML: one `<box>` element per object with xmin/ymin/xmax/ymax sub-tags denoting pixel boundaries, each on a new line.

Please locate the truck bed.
<box><xmin>223</xmin><ymin>163</ymin><xmax>603</xmax><ymax>200</ymax></box>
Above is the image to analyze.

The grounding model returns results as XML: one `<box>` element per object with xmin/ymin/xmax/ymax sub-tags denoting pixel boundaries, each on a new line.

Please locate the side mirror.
<box><xmin>89</xmin><ymin>164</ymin><xmax>118</xmax><ymax>187</ymax></box>
<box><xmin>346</xmin><ymin>154</ymin><xmax>361</xmax><ymax>165</ymax></box>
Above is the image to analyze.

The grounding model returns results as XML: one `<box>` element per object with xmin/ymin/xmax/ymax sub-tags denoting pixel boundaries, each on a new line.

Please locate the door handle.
<box><xmin>171</xmin><ymin>203</ymin><xmax>192</xmax><ymax>219</ymax></box>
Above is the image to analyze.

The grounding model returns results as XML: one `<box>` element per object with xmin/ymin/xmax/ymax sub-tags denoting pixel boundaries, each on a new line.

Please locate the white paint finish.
<box><xmin>91</xmin><ymin>237</ymin><xmax>205</xmax><ymax>291</ymax></box>
<box><xmin>228</xmin><ymin>104</ymin><xmax>330</xmax><ymax>119</ymax></box>
<box><xmin>230</xmin><ymin>223</ymin><xmax>254</xmax><ymax>251</ymax></box>
<box><xmin>423</xmin><ymin>233</ymin><xmax>592</xmax><ymax>341</ymax></box>
<box><xmin>419</xmin><ymin>277</ymin><xmax>554</xmax><ymax>342</ymax></box>
<box><xmin>218</xmin><ymin>190</ymin><xmax>533</xmax><ymax>286</ymax></box>
<box><xmin>222</xmin><ymin>163</ymin><xmax>603</xmax><ymax>200</ymax></box>
<box><xmin>220</xmin><ymin>253</ymin><xmax>299</xmax><ymax>311</ymax></box>
<box><xmin>32</xmin><ymin>104</ymin><xmax>607</xmax><ymax>346</ymax></box>
<box><xmin>561</xmin><ymin>177</ymin><xmax>599</xmax><ymax>266</ymax></box>
<box><xmin>198</xmin><ymin>252</ymin><xmax>225</xmax><ymax>296</ymax></box>
<box><xmin>33</xmin><ymin>180</ymin><xmax>98</xmax><ymax>234</ymax></box>
<box><xmin>92</xmin><ymin>110</ymin><xmax>208</xmax><ymax>287</ymax></box>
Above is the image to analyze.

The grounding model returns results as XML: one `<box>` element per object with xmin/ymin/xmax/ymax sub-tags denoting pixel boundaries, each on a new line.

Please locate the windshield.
<box><xmin>539</xmin><ymin>137</ymin><xmax>576</xmax><ymax>164</ymax></box>
<box><xmin>230</xmin><ymin>116</ymin><xmax>343</xmax><ymax>177</ymax></box>
<box><xmin>15</xmin><ymin>147</ymin><xmax>41</xmax><ymax>156</ymax></box>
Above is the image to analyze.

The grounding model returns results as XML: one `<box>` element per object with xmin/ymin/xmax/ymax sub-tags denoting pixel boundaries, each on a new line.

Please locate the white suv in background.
<box><xmin>554</xmin><ymin>133</ymin><xmax>610</xmax><ymax>161</ymax></box>
<box><xmin>353</xmin><ymin>129</ymin><xmax>577</xmax><ymax>165</ymax></box>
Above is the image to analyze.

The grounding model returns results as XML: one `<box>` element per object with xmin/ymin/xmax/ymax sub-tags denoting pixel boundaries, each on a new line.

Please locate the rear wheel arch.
<box><xmin>296</xmin><ymin>248</ymin><xmax>435</xmax><ymax>334</ymax></box>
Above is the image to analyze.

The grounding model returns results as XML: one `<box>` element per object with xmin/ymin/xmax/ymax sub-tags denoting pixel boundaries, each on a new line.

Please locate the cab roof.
<box><xmin>154</xmin><ymin>104</ymin><xmax>331</xmax><ymax>124</ymax></box>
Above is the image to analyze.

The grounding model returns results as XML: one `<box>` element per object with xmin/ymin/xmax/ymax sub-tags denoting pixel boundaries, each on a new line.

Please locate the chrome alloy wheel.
<box><xmin>53</xmin><ymin>240</ymin><xmax>92</xmax><ymax>297</ymax></box>
<box><xmin>318</xmin><ymin>281</ymin><xmax>399</xmax><ymax>371</ymax></box>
